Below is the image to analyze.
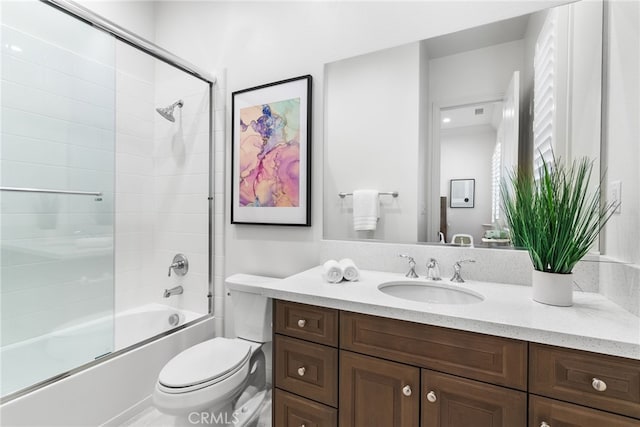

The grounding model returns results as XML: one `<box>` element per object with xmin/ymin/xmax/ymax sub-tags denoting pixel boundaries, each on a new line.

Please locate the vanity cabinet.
<box><xmin>273</xmin><ymin>300</ymin><xmax>640</xmax><ymax>427</ymax></box>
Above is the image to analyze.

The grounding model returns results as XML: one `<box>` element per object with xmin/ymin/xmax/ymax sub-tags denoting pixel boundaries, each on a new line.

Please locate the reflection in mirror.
<box><xmin>324</xmin><ymin>0</ymin><xmax>603</xmax><ymax>247</ymax></box>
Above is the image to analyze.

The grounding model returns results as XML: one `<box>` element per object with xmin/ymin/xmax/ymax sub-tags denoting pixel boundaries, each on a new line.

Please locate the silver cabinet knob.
<box><xmin>592</xmin><ymin>377</ymin><xmax>607</xmax><ymax>392</ymax></box>
<box><xmin>402</xmin><ymin>385</ymin><xmax>412</xmax><ymax>397</ymax></box>
<box><xmin>297</xmin><ymin>319</ymin><xmax>307</xmax><ymax>328</ymax></box>
<box><xmin>426</xmin><ymin>391</ymin><xmax>437</xmax><ymax>403</ymax></box>
<box><xmin>297</xmin><ymin>367</ymin><xmax>306</xmax><ymax>377</ymax></box>
<box><xmin>540</xmin><ymin>422</ymin><xmax>550</xmax><ymax>427</ymax></box>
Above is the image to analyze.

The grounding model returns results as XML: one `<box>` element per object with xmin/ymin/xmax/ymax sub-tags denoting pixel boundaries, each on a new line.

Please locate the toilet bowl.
<box><xmin>152</xmin><ymin>274</ymin><xmax>277</xmax><ymax>426</ymax></box>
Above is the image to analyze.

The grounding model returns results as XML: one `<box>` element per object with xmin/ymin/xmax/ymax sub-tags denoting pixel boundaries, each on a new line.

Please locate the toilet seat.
<box><xmin>158</xmin><ymin>337</ymin><xmax>251</xmax><ymax>394</ymax></box>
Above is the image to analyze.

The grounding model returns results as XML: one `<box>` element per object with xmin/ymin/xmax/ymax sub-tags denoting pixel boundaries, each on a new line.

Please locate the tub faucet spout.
<box><xmin>163</xmin><ymin>285</ymin><xmax>183</xmax><ymax>298</ymax></box>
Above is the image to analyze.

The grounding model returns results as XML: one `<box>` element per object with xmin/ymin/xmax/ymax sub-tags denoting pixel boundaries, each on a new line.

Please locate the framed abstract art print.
<box><xmin>231</xmin><ymin>75</ymin><xmax>312</xmax><ymax>226</ymax></box>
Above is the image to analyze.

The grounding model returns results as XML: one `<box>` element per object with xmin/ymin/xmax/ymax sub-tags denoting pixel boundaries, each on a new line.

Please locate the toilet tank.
<box><xmin>226</xmin><ymin>274</ymin><xmax>280</xmax><ymax>342</ymax></box>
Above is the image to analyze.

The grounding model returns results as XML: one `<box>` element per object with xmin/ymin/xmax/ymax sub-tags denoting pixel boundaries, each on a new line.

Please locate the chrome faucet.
<box><xmin>168</xmin><ymin>253</ymin><xmax>189</xmax><ymax>277</ymax></box>
<box><xmin>163</xmin><ymin>285</ymin><xmax>183</xmax><ymax>298</ymax></box>
<box><xmin>398</xmin><ymin>254</ymin><xmax>419</xmax><ymax>278</ymax></box>
<box><xmin>426</xmin><ymin>258</ymin><xmax>441</xmax><ymax>281</ymax></box>
<box><xmin>451</xmin><ymin>259</ymin><xmax>476</xmax><ymax>283</ymax></box>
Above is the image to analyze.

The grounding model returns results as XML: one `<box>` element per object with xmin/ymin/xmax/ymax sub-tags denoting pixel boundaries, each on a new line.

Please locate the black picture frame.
<box><xmin>231</xmin><ymin>75</ymin><xmax>312</xmax><ymax>226</ymax></box>
<box><xmin>450</xmin><ymin>178</ymin><xmax>475</xmax><ymax>208</ymax></box>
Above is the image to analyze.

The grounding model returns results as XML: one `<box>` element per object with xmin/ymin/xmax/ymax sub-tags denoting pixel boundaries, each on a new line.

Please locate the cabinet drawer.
<box><xmin>530</xmin><ymin>343</ymin><xmax>640</xmax><ymax>419</ymax></box>
<box><xmin>274</xmin><ymin>388</ymin><xmax>337</xmax><ymax>427</ymax></box>
<box><xmin>530</xmin><ymin>395</ymin><xmax>639</xmax><ymax>427</ymax></box>
<box><xmin>275</xmin><ymin>300</ymin><xmax>339</xmax><ymax>346</ymax></box>
<box><xmin>422</xmin><ymin>369</ymin><xmax>526</xmax><ymax>427</ymax></box>
<box><xmin>340</xmin><ymin>311</ymin><xmax>527</xmax><ymax>390</ymax></box>
<box><xmin>274</xmin><ymin>335</ymin><xmax>338</xmax><ymax>407</ymax></box>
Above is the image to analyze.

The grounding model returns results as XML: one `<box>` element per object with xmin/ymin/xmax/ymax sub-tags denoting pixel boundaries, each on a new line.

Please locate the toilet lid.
<box><xmin>158</xmin><ymin>337</ymin><xmax>251</xmax><ymax>388</ymax></box>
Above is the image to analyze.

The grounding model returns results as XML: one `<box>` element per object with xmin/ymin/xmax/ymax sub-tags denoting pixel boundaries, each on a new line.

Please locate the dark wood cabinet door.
<box><xmin>421</xmin><ymin>369</ymin><xmax>527</xmax><ymax>427</ymax></box>
<box><xmin>274</xmin><ymin>388</ymin><xmax>337</xmax><ymax>427</ymax></box>
<box><xmin>339</xmin><ymin>351</ymin><xmax>420</xmax><ymax>427</ymax></box>
<box><xmin>530</xmin><ymin>395</ymin><xmax>640</xmax><ymax>427</ymax></box>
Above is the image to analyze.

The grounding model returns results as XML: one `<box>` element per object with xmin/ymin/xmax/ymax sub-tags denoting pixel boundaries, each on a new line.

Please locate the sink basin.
<box><xmin>378</xmin><ymin>281</ymin><xmax>484</xmax><ymax>305</ymax></box>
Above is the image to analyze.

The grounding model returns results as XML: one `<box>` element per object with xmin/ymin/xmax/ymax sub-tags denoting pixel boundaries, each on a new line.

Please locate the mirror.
<box><xmin>324</xmin><ymin>0</ymin><xmax>604</xmax><ymax>247</ymax></box>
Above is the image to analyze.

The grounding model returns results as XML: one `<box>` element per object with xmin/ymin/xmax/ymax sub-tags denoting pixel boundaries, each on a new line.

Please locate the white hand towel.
<box><xmin>323</xmin><ymin>260</ymin><xmax>343</xmax><ymax>283</ymax></box>
<box><xmin>339</xmin><ymin>258</ymin><xmax>360</xmax><ymax>281</ymax></box>
<box><xmin>353</xmin><ymin>189</ymin><xmax>379</xmax><ymax>231</ymax></box>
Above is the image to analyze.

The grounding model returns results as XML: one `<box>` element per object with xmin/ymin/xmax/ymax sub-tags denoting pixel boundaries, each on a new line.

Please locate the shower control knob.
<box><xmin>402</xmin><ymin>385</ymin><xmax>412</xmax><ymax>397</ymax></box>
<box><xmin>297</xmin><ymin>319</ymin><xmax>307</xmax><ymax>328</ymax></box>
<box><xmin>426</xmin><ymin>391</ymin><xmax>437</xmax><ymax>403</ymax></box>
<box><xmin>168</xmin><ymin>254</ymin><xmax>188</xmax><ymax>277</ymax></box>
<box><xmin>592</xmin><ymin>378</ymin><xmax>607</xmax><ymax>392</ymax></box>
<box><xmin>297</xmin><ymin>367</ymin><xmax>306</xmax><ymax>377</ymax></box>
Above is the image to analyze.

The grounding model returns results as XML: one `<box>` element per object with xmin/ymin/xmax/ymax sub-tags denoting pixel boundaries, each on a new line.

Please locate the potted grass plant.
<box><xmin>501</xmin><ymin>153</ymin><xmax>617</xmax><ymax>306</ymax></box>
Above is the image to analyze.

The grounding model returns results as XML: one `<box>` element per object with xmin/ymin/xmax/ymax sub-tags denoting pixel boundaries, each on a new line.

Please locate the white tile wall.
<box><xmin>150</xmin><ymin>61</ymin><xmax>212</xmax><ymax>316</ymax></box>
<box><xmin>112</xmin><ymin>41</ymin><xmax>155</xmax><ymax>314</ymax></box>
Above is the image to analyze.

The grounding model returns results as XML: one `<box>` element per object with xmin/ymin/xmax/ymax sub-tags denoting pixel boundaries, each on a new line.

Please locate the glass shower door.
<box><xmin>0</xmin><ymin>0</ymin><xmax>115</xmax><ymax>397</ymax></box>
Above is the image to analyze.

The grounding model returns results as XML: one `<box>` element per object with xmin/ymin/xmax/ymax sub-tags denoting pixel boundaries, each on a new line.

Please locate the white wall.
<box><xmin>604</xmin><ymin>0</ymin><xmax>640</xmax><ymax>265</ymax></box>
<box><xmin>428</xmin><ymin>39</ymin><xmax>524</xmax><ymax>106</ymax></box>
<box><xmin>324</xmin><ymin>43</ymin><xmax>421</xmax><ymax>242</ymax></box>
<box><xmin>440</xmin><ymin>125</ymin><xmax>496</xmax><ymax>243</ymax></box>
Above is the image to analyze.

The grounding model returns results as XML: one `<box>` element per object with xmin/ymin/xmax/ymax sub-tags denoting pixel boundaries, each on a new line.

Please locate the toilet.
<box><xmin>153</xmin><ymin>274</ymin><xmax>277</xmax><ymax>426</ymax></box>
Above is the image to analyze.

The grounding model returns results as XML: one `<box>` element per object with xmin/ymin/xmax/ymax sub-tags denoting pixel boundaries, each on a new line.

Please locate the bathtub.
<box><xmin>1</xmin><ymin>304</ymin><xmax>202</xmax><ymax>398</ymax></box>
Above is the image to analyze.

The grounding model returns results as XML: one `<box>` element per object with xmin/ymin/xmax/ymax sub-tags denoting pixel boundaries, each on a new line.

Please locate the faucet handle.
<box><xmin>454</xmin><ymin>258</ymin><xmax>476</xmax><ymax>268</ymax></box>
<box><xmin>398</xmin><ymin>254</ymin><xmax>419</xmax><ymax>278</ymax></box>
<box><xmin>451</xmin><ymin>259</ymin><xmax>475</xmax><ymax>283</ymax></box>
<box><xmin>398</xmin><ymin>253</ymin><xmax>416</xmax><ymax>265</ymax></box>
<box><xmin>168</xmin><ymin>253</ymin><xmax>189</xmax><ymax>277</ymax></box>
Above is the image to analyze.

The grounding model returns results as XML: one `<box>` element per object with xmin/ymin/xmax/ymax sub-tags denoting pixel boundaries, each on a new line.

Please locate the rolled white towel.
<box><xmin>323</xmin><ymin>260</ymin><xmax>343</xmax><ymax>283</ymax></box>
<box><xmin>339</xmin><ymin>258</ymin><xmax>360</xmax><ymax>281</ymax></box>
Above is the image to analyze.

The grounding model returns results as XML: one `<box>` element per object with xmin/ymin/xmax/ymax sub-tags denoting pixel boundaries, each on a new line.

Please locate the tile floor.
<box><xmin>120</xmin><ymin>390</ymin><xmax>272</xmax><ymax>426</ymax></box>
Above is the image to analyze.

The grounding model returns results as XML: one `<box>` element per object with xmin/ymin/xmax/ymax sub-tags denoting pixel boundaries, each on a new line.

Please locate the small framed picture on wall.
<box><xmin>450</xmin><ymin>179</ymin><xmax>475</xmax><ymax>208</ymax></box>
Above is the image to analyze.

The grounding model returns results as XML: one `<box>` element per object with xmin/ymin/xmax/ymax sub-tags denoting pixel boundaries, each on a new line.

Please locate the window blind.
<box><xmin>491</xmin><ymin>141</ymin><xmax>502</xmax><ymax>223</ymax></box>
<box><xmin>532</xmin><ymin>9</ymin><xmax>558</xmax><ymax>178</ymax></box>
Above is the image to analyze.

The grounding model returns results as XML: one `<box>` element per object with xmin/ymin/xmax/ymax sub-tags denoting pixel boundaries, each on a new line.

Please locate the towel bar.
<box><xmin>338</xmin><ymin>191</ymin><xmax>399</xmax><ymax>198</ymax></box>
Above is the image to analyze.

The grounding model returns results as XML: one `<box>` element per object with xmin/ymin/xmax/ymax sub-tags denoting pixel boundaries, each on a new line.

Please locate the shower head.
<box><xmin>156</xmin><ymin>99</ymin><xmax>184</xmax><ymax>122</ymax></box>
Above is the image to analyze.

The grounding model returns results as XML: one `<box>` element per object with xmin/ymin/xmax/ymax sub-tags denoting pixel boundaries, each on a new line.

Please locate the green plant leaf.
<box><xmin>500</xmin><ymin>150</ymin><xmax>618</xmax><ymax>274</ymax></box>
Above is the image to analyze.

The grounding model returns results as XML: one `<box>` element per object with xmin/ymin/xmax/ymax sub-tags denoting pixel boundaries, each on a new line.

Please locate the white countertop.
<box><xmin>227</xmin><ymin>267</ymin><xmax>640</xmax><ymax>360</ymax></box>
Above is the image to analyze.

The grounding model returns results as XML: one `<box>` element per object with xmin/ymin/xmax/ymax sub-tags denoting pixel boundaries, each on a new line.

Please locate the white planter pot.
<box><xmin>532</xmin><ymin>270</ymin><xmax>574</xmax><ymax>306</ymax></box>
